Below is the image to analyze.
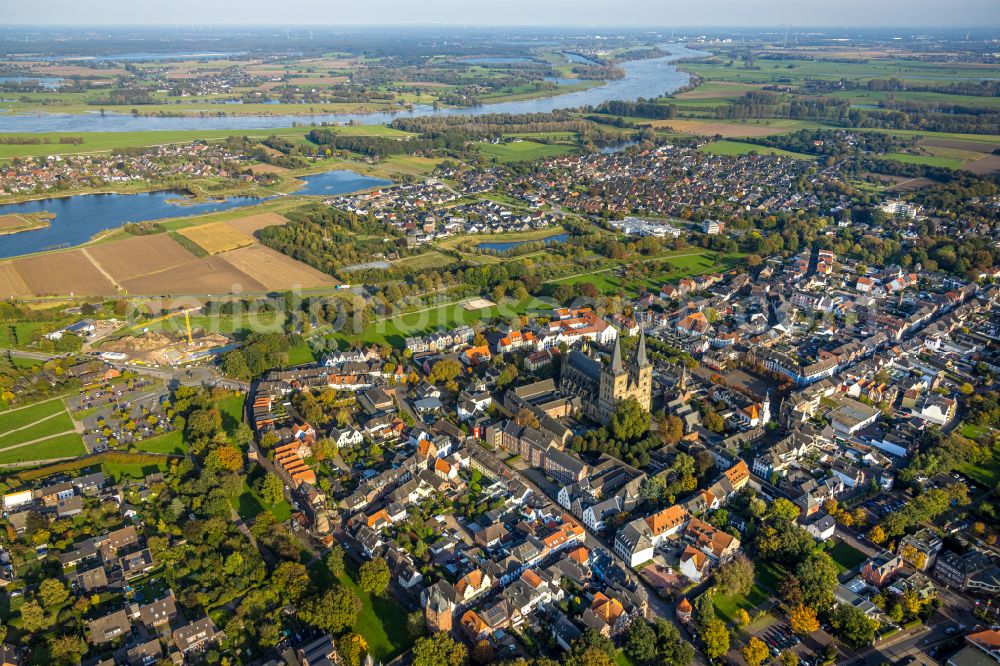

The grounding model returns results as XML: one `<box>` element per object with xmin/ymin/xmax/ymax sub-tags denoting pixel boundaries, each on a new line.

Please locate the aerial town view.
<box><xmin>1</xmin><ymin>1</ymin><xmax>1000</xmax><ymax>666</ymax></box>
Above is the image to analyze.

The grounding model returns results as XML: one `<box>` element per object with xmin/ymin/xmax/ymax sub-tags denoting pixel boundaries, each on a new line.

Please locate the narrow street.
<box><xmin>498</xmin><ymin>448</ymin><xmax>710</xmax><ymax>664</ymax></box>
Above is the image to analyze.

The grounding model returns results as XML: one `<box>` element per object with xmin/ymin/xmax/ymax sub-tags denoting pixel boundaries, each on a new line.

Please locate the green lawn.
<box><xmin>957</xmin><ymin>450</ymin><xmax>1000</xmax><ymax>488</ymax></box>
<box><xmin>615</xmin><ymin>650</ymin><xmax>638</xmax><ymax>666</ymax></box>
<box><xmin>713</xmin><ymin>560</ymin><xmax>784</xmax><ymax>621</ymax></box>
<box><xmin>231</xmin><ymin>480</ymin><xmax>292</xmax><ymax>521</ymax></box>
<box><xmin>960</xmin><ymin>423</ymin><xmax>993</xmax><ymax>441</ymax></box>
<box><xmin>0</xmin><ymin>433</ymin><xmax>86</xmax><ymax>464</ymax></box>
<box><xmin>830</xmin><ymin>541</ymin><xmax>868</xmax><ymax>574</ymax></box>
<box><xmin>0</xmin><ymin>410</ymin><xmax>76</xmax><ymax>449</ymax></box>
<box><xmin>712</xmin><ymin>580</ymin><xmax>771</xmax><ymax>622</ymax></box>
<box><xmin>286</xmin><ymin>341</ymin><xmax>317</xmax><ymax>367</ymax></box>
<box><xmin>0</xmin><ymin>322</ymin><xmax>50</xmax><ymax>349</ymax></box>
<box><xmin>102</xmin><ymin>459</ymin><xmax>168</xmax><ymax>482</ymax></box>
<box><xmin>134</xmin><ymin>430</ymin><xmax>188</xmax><ymax>455</ymax></box>
<box><xmin>309</xmin><ymin>559</ymin><xmax>414</xmax><ymax>662</ymax></box>
<box><xmin>476</xmin><ymin>140</ymin><xmax>575</xmax><ymax>163</ymax></box>
<box><xmin>544</xmin><ymin>250</ymin><xmax>741</xmax><ymax>297</ymax></box>
<box><xmin>0</xmin><ymin>398</ymin><xmax>67</xmax><ymax>431</ymax></box>
<box><xmin>327</xmin><ymin>296</ymin><xmax>539</xmax><ymax>349</ymax></box>
<box><xmin>699</xmin><ymin>140</ymin><xmax>814</xmax><ymax>160</ymax></box>
<box><xmin>218</xmin><ymin>395</ymin><xmax>246</xmax><ymax>435</ymax></box>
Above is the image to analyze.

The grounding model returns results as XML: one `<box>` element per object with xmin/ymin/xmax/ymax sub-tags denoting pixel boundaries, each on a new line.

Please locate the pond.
<box><xmin>0</xmin><ymin>44</ymin><xmax>708</xmax><ymax>132</ymax></box>
<box><xmin>0</xmin><ymin>169</ymin><xmax>390</xmax><ymax>259</ymax></box>
<box><xmin>477</xmin><ymin>233</ymin><xmax>568</xmax><ymax>252</ymax></box>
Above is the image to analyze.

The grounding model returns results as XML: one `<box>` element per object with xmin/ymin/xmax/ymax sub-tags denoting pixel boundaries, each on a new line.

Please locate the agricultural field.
<box><xmin>177</xmin><ymin>222</ymin><xmax>255</xmax><ymax>255</ymax></box>
<box><xmin>884</xmin><ymin>151</ymin><xmax>968</xmax><ymax>169</ymax></box>
<box><xmin>1</xmin><ymin>250</ymin><xmax>116</xmax><ymax>297</ymax></box>
<box><xmin>224</xmin><ymin>211</ymin><xmax>291</xmax><ymax>235</ymax></box>
<box><xmin>653</xmin><ymin>118</ymin><xmax>823</xmax><ymax>138</ymax></box>
<box><xmin>85</xmin><ymin>234</ymin><xmax>198</xmax><ymax>282</ymax></box>
<box><xmin>682</xmin><ymin>56</ymin><xmax>1000</xmax><ymax>86</ymax></box>
<box><xmin>476</xmin><ymin>140</ymin><xmax>576</xmax><ymax>163</ymax></box>
<box><xmin>0</xmin><ymin>207</ymin><xmax>335</xmax><ymax>297</ymax></box>
<box><xmin>0</xmin><ymin>213</ymin><xmax>53</xmax><ymax>235</ymax></box>
<box><xmin>699</xmin><ymin>140</ymin><xmax>814</xmax><ymax>160</ymax></box>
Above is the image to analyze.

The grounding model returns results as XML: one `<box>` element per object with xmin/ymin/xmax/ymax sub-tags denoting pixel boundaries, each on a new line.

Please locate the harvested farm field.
<box><xmin>177</xmin><ymin>222</ymin><xmax>254</xmax><ymax>255</ymax></box>
<box><xmin>225</xmin><ymin>212</ymin><xmax>291</xmax><ymax>235</ymax></box>
<box><xmin>9</xmin><ymin>250</ymin><xmax>115</xmax><ymax>296</ymax></box>
<box><xmin>86</xmin><ymin>234</ymin><xmax>196</xmax><ymax>282</ymax></box>
<box><xmin>118</xmin><ymin>256</ymin><xmax>268</xmax><ymax>295</ymax></box>
<box><xmin>674</xmin><ymin>82</ymin><xmax>762</xmax><ymax>99</ymax></box>
<box><xmin>652</xmin><ymin>119</ymin><xmax>796</xmax><ymax>137</ymax></box>
<box><xmin>0</xmin><ymin>263</ymin><xmax>31</xmax><ymax>298</ymax></box>
<box><xmin>245</xmin><ymin>163</ymin><xmax>289</xmax><ymax>175</ymax></box>
<box><xmin>219</xmin><ymin>245</ymin><xmax>336</xmax><ymax>290</ymax></box>
<box><xmin>964</xmin><ymin>155</ymin><xmax>1000</xmax><ymax>175</ymax></box>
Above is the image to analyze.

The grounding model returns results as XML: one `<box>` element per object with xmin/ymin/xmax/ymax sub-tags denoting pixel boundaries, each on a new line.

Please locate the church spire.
<box><xmin>610</xmin><ymin>335</ymin><xmax>625</xmax><ymax>375</ymax></box>
<box><xmin>634</xmin><ymin>325</ymin><xmax>649</xmax><ymax>367</ymax></box>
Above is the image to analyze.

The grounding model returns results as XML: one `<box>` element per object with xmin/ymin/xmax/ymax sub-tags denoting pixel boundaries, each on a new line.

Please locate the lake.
<box><xmin>0</xmin><ymin>76</ymin><xmax>63</xmax><ymax>90</ymax></box>
<box><xmin>478</xmin><ymin>233</ymin><xmax>568</xmax><ymax>252</ymax></box>
<box><xmin>0</xmin><ymin>44</ymin><xmax>708</xmax><ymax>133</ymax></box>
<box><xmin>0</xmin><ymin>169</ymin><xmax>390</xmax><ymax>259</ymax></box>
<box><xmin>563</xmin><ymin>51</ymin><xmax>601</xmax><ymax>66</ymax></box>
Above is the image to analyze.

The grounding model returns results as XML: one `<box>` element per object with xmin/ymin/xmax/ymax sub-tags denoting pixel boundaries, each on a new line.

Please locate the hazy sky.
<box><xmin>6</xmin><ymin>0</ymin><xmax>1000</xmax><ymax>28</ymax></box>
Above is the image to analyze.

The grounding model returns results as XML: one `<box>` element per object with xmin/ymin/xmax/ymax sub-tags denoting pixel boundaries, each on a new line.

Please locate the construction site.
<box><xmin>98</xmin><ymin>309</ymin><xmax>237</xmax><ymax>367</ymax></box>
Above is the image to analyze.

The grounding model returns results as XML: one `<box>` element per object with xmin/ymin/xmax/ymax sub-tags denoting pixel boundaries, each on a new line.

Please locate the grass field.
<box><xmin>0</xmin><ymin>410</ymin><xmax>75</xmax><ymax>448</ymax></box>
<box><xmin>0</xmin><ymin>398</ymin><xmax>86</xmax><ymax>463</ymax></box>
<box><xmin>884</xmin><ymin>152</ymin><xmax>967</xmax><ymax>169</ymax></box>
<box><xmin>0</xmin><ymin>399</ymin><xmax>69</xmax><ymax>431</ymax></box>
<box><xmin>0</xmin><ymin>126</ymin><xmax>410</xmax><ymax>161</ymax></box>
<box><xmin>309</xmin><ymin>558</ymin><xmax>413</xmax><ymax>662</ymax></box>
<box><xmin>0</xmin><ymin>322</ymin><xmax>49</xmax><ymax>349</ymax></box>
<box><xmin>699</xmin><ymin>140</ymin><xmax>814</xmax><ymax>160</ymax></box>
<box><xmin>326</xmin><ymin>296</ymin><xmax>538</xmax><ymax>349</ymax></box>
<box><xmin>134</xmin><ymin>430</ymin><xmax>188</xmax><ymax>455</ymax></box>
<box><xmin>390</xmin><ymin>251</ymin><xmax>457</xmax><ymax>271</ymax></box>
<box><xmin>286</xmin><ymin>340</ymin><xmax>317</xmax><ymax>366</ymax></box>
<box><xmin>0</xmin><ymin>433</ymin><xmax>86</xmax><ymax>464</ymax></box>
<box><xmin>544</xmin><ymin>250</ymin><xmax>739</xmax><ymax>297</ymax></box>
<box><xmin>232</xmin><ymin>478</ymin><xmax>292</xmax><ymax>521</ymax></box>
<box><xmin>711</xmin><ymin>560</ymin><xmax>783</xmax><ymax>621</ymax></box>
<box><xmin>957</xmin><ymin>448</ymin><xmax>1000</xmax><ymax>488</ymax></box>
<box><xmin>102</xmin><ymin>459</ymin><xmax>169</xmax><ymax>482</ymax></box>
<box><xmin>476</xmin><ymin>140</ymin><xmax>575</xmax><ymax>163</ymax></box>
<box><xmin>830</xmin><ymin>541</ymin><xmax>868</xmax><ymax>574</ymax></box>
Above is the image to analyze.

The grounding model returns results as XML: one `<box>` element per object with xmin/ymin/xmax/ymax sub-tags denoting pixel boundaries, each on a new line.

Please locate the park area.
<box><xmin>709</xmin><ymin>560</ymin><xmax>783</xmax><ymax>623</ymax></box>
<box><xmin>544</xmin><ymin>249</ymin><xmax>743</xmax><ymax>298</ymax></box>
<box><xmin>0</xmin><ymin>398</ymin><xmax>86</xmax><ymax>465</ymax></box>
<box><xmin>308</xmin><ymin>557</ymin><xmax>413</xmax><ymax>663</ymax></box>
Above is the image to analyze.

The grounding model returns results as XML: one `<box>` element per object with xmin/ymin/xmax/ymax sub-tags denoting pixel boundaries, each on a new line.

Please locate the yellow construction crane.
<box><xmin>184</xmin><ymin>311</ymin><xmax>194</xmax><ymax>346</ymax></box>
